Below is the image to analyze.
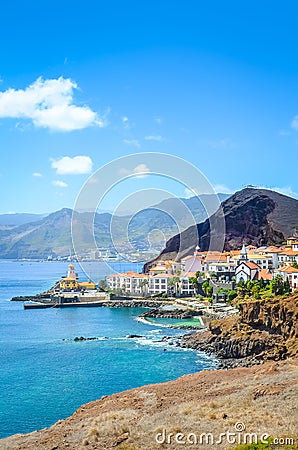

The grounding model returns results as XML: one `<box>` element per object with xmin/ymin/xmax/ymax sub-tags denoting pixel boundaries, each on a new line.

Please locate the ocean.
<box><xmin>0</xmin><ymin>260</ymin><xmax>216</xmax><ymax>439</ymax></box>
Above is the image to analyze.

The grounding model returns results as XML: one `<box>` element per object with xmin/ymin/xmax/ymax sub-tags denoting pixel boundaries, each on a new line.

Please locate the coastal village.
<box><xmin>105</xmin><ymin>236</ymin><xmax>298</xmax><ymax>297</ymax></box>
<box><xmin>17</xmin><ymin>235</ymin><xmax>298</xmax><ymax>315</ymax></box>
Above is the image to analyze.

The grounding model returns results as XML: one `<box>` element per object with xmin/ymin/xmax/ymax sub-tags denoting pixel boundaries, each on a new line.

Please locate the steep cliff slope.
<box><xmin>182</xmin><ymin>293</ymin><xmax>298</xmax><ymax>366</ymax></box>
<box><xmin>147</xmin><ymin>188</ymin><xmax>298</xmax><ymax>265</ymax></box>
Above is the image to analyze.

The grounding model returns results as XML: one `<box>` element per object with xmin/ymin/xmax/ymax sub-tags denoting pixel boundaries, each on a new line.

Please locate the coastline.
<box><xmin>3</xmin><ymin>282</ymin><xmax>298</xmax><ymax>446</ymax></box>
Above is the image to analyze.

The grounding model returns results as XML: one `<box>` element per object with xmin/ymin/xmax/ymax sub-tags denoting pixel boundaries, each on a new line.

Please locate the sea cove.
<box><xmin>0</xmin><ymin>261</ymin><xmax>216</xmax><ymax>439</ymax></box>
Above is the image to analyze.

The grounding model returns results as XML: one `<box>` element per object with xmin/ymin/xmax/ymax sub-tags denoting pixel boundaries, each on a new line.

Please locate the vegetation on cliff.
<box><xmin>182</xmin><ymin>293</ymin><xmax>298</xmax><ymax>366</ymax></box>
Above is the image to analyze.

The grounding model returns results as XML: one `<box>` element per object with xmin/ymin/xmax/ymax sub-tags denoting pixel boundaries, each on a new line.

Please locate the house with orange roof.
<box><xmin>257</xmin><ymin>269</ymin><xmax>273</xmax><ymax>281</ymax></box>
<box><xmin>147</xmin><ymin>273</ymin><xmax>174</xmax><ymax>295</ymax></box>
<box><xmin>232</xmin><ymin>249</ymin><xmax>273</xmax><ymax>269</ymax></box>
<box><xmin>179</xmin><ymin>271</ymin><xmax>198</xmax><ymax>296</ymax></box>
<box><xmin>106</xmin><ymin>271</ymin><xmax>149</xmax><ymax>295</ymax></box>
<box><xmin>286</xmin><ymin>236</ymin><xmax>298</xmax><ymax>246</ymax></box>
<box><xmin>277</xmin><ymin>248</ymin><xmax>298</xmax><ymax>266</ymax></box>
<box><xmin>207</xmin><ymin>259</ymin><xmax>236</xmax><ymax>280</ymax></box>
<box><xmin>181</xmin><ymin>255</ymin><xmax>204</xmax><ymax>273</ymax></box>
<box><xmin>274</xmin><ymin>265</ymin><xmax>298</xmax><ymax>291</ymax></box>
<box><xmin>148</xmin><ymin>259</ymin><xmax>180</xmax><ymax>276</ymax></box>
<box><xmin>235</xmin><ymin>261</ymin><xmax>260</xmax><ymax>283</ymax></box>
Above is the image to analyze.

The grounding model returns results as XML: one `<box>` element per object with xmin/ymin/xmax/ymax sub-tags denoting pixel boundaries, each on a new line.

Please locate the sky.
<box><xmin>1</xmin><ymin>0</ymin><xmax>298</xmax><ymax>214</ymax></box>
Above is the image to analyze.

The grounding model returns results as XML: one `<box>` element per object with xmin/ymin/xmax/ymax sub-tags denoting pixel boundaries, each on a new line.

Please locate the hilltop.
<box><xmin>0</xmin><ymin>194</ymin><xmax>229</xmax><ymax>260</ymax></box>
<box><xmin>147</xmin><ymin>188</ymin><xmax>298</xmax><ymax>265</ymax></box>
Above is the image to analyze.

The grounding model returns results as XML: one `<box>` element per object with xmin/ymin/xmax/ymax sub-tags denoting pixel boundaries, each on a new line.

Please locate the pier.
<box><xmin>24</xmin><ymin>301</ymin><xmax>106</xmax><ymax>309</ymax></box>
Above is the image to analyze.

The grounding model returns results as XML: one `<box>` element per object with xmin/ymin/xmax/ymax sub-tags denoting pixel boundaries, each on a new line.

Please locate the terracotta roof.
<box><xmin>247</xmin><ymin>253</ymin><xmax>271</xmax><ymax>259</ymax></box>
<box><xmin>230</xmin><ymin>250</ymin><xmax>241</xmax><ymax>256</ymax></box>
<box><xmin>261</xmin><ymin>246</ymin><xmax>283</xmax><ymax>254</ymax></box>
<box><xmin>277</xmin><ymin>265</ymin><xmax>298</xmax><ymax>274</ymax></box>
<box><xmin>238</xmin><ymin>261</ymin><xmax>260</xmax><ymax>270</ymax></box>
<box><xmin>279</xmin><ymin>249</ymin><xmax>298</xmax><ymax>257</ymax></box>
<box><xmin>152</xmin><ymin>273</ymin><xmax>174</xmax><ymax>278</ymax></box>
<box><xmin>204</xmin><ymin>254</ymin><xmax>227</xmax><ymax>262</ymax></box>
<box><xmin>257</xmin><ymin>269</ymin><xmax>273</xmax><ymax>281</ymax></box>
<box><xmin>181</xmin><ymin>255</ymin><xmax>192</xmax><ymax>261</ymax></box>
<box><xmin>180</xmin><ymin>271</ymin><xmax>197</xmax><ymax>278</ymax></box>
<box><xmin>131</xmin><ymin>274</ymin><xmax>149</xmax><ymax>278</ymax></box>
<box><xmin>106</xmin><ymin>271</ymin><xmax>147</xmax><ymax>278</ymax></box>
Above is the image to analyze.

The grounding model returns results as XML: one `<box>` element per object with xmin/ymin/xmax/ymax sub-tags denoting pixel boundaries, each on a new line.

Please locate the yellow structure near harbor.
<box><xmin>59</xmin><ymin>264</ymin><xmax>97</xmax><ymax>291</ymax></box>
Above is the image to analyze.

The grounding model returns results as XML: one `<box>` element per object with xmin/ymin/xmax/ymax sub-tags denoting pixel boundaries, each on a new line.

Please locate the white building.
<box><xmin>179</xmin><ymin>272</ymin><xmax>197</xmax><ymax>296</ymax></box>
<box><xmin>274</xmin><ymin>265</ymin><xmax>298</xmax><ymax>291</ymax></box>
<box><xmin>106</xmin><ymin>272</ymin><xmax>149</xmax><ymax>295</ymax></box>
<box><xmin>235</xmin><ymin>261</ymin><xmax>260</xmax><ymax>283</ymax></box>
<box><xmin>147</xmin><ymin>274</ymin><xmax>173</xmax><ymax>295</ymax></box>
<box><xmin>181</xmin><ymin>246</ymin><xmax>204</xmax><ymax>273</ymax></box>
<box><xmin>277</xmin><ymin>249</ymin><xmax>298</xmax><ymax>266</ymax></box>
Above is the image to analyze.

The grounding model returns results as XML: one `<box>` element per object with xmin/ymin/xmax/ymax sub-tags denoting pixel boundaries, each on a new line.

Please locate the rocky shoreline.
<box><xmin>1</xmin><ymin>295</ymin><xmax>298</xmax><ymax>448</ymax></box>
<box><xmin>66</xmin><ymin>296</ymin><xmax>298</xmax><ymax>372</ymax></box>
<box><xmin>179</xmin><ymin>294</ymin><xmax>298</xmax><ymax>369</ymax></box>
<box><xmin>140</xmin><ymin>307</ymin><xmax>202</xmax><ymax>319</ymax></box>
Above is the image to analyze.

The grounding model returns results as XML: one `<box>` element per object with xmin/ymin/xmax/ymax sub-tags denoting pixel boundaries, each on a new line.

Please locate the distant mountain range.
<box><xmin>145</xmin><ymin>188</ymin><xmax>298</xmax><ymax>269</ymax></box>
<box><xmin>0</xmin><ymin>213</ymin><xmax>46</xmax><ymax>228</ymax></box>
<box><xmin>0</xmin><ymin>193</ymin><xmax>229</xmax><ymax>259</ymax></box>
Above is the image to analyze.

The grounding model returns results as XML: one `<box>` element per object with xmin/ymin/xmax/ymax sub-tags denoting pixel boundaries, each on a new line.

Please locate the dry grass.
<box><xmin>1</xmin><ymin>359</ymin><xmax>298</xmax><ymax>450</ymax></box>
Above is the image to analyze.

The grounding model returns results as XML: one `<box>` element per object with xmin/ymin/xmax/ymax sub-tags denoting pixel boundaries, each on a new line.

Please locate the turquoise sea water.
<box><xmin>0</xmin><ymin>261</ymin><xmax>216</xmax><ymax>439</ymax></box>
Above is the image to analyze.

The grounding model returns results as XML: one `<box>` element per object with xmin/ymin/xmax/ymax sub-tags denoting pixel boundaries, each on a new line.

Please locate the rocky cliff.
<box><xmin>181</xmin><ymin>293</ymin><xmax>298</xmax><ymax>367</ymax></box>
<box><xmin>145</xmin><ymin>187</ymin><xmax>298</xmax><ymax>267</ymax></box>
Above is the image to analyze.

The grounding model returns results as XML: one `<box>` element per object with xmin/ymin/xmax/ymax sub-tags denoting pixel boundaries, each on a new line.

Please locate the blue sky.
<box><xmin>1</xmin><ymin>0</ymin><xmax>298</xmax><ymax>213</ymax></box>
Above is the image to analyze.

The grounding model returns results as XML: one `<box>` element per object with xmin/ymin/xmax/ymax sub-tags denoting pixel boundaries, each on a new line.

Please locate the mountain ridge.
<box><xmin>144</xmin><ymin>188</ymin><xmax>298</xmax><ymax>268</ymax></box>
<box><xmin>0</xmin><ymin>194</ymin><xmax>229</xmax><ymax>259</ymax></box>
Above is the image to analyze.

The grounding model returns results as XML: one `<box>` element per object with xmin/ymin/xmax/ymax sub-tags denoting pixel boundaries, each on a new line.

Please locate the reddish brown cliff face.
<box><xmin>144</xmin><ymin>187</ymin><xmax>298</xmax><ymax>269</ymax></box>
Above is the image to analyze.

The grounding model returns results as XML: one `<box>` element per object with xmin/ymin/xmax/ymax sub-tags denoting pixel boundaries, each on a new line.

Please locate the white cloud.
<box><xmin>52</xmin><ymin>180</ymin><xmax>68</xmax><ymax>188</ymax></box>
<box><xmin>291</xmin><ymin>116</ymin><xmax>298</xmax><ymax>130</ymax></box>
<box><xmin>0</xmin><ymin>77</ymin><xmax>107</xmax><ymax>131</ymax></box>
<box><xmin>154</xmin><ymin>117</ymin><xmax>163</xmax><ymax>124</ymax></box>
<box><xmin>123</xmin><ymin>139</ymin><xmax>141</xmax><ymax>149</ymax></box>
<box><xmin>144</xmin><ymin>135</ymin><xmax>164</xmax><ymax>142</ymax></box>
<box><xmin>33</xmin><ymin>172</ymin><xmax>42</xmax><ymax>177</ymax></box>
<box><xmin>51</xmin><ymin>155</ymin><xmax>93</xmax><ymax>175</ymax></box>
<box><xmin>119</xmin><ymin>163</ymin><xmax>150</xmax><ymax>178</ymax></box>
<box><xmin>121</xmin><ymin>116</ymin><xmax>134</xmax><ymax>129</ymax></box>
<box><xmin>133</xmin><ymin>163</ymin><xmax>150</xmax><ymax>175</ymax></box>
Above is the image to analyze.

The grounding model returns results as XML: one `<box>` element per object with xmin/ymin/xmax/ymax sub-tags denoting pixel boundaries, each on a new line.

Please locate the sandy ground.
<box><xmin>1</xmin><ymin>358</ymin><xmax>298</xmax><ymax>450</ymax></box>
